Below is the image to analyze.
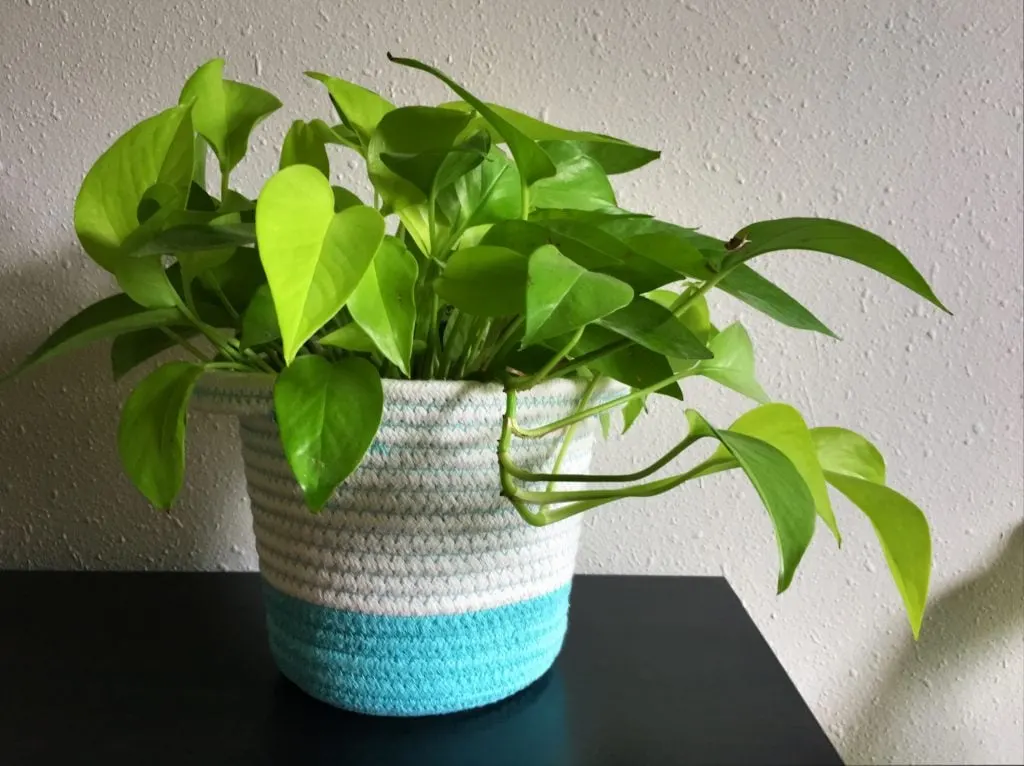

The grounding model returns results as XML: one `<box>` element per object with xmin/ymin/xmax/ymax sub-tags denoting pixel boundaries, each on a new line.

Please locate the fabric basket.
<box><xmin>192</xmin><ymin>372</ymin><xmax>605</xmax><ymax>716</ymax></box>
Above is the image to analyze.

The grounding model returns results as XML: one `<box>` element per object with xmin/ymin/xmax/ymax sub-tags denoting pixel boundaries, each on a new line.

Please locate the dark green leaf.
<box><xmin>564</xmin><ymin>325</ymin><xmax>682</xmax><ymax>399</ymax></box>
<box><xmin>332</xmin><ymin>186</ymin><xmax>363</xmax><ymax>212</ymax></box>
<box><xmin>372</xmin><ymin>106</ymin><xmax>477</xmax><ymax>197</ymax></box>
<box><xmin>111</xmin><ymin>326</ymin><xmax>196</xmax><ymax>381</ymax></box>
<box><xmin>123</xmin><ymin>221</ymin><xmax>256</xmax><ymax>259</ymax></box>
<box><xmin>723</xmin><ymin>218</ymin><xmax>948</xmax><ymax>312</ymax></box>
<box><xmin>718</xmin><ymin>266</ymin><xmax>837</xmax><ymax>338</ymax></box>
<box><xmin>180</xmin><ymin>58</ymin><xmax>282</xmax><ymax>172</ymax></box>
<box><xmin>646</xmin><ymin>288</ymin><xmax>714</xmax><ymax>345</ymax></box>
<box><xmin>388</xmin><ymin>55</ymin><xmax>557</xmax><ymax>185</ymax></box>
<box><xmin>4</xmin><ymin>294</ymin><xmax>180</xmax><ymax>381</ymax></box>
<box><xmin>440</xmin><ymin>100</ymin><xmax>659</xmax><ymax>174</ymax></box>
<box><xmin>274</xmin><ymin>356</ymin><xmax>383</xmax><ymax>510</ymax></box>
<box><xmin>523</xmin><ymin>245</ymin><xmax>633</xmax><ymax>346</ymax></box>
<box><xmin>239</xmin><ymin>285</ymin><xmax>280</xmax><ymax>349</ymax></box>
<box><xmin>117</xmin><ymin>362</ymin><xmax>204</xmax><ymax>509</ymax></box>
<box><xmin>434</xmin><ymin>245</ymin><xmax>527</xmax><ymax>316</ymax></box>
<box><xmin>597</xmin><ymin>297</ymin><xmax>712</xmax><ymax>360</ymax></box>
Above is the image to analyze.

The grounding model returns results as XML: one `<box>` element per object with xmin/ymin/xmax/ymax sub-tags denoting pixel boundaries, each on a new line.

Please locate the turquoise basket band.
<box><xmin>263</xmin><ymin>581</ymin><xmax>572</xmax><ymax>716</ymax></box>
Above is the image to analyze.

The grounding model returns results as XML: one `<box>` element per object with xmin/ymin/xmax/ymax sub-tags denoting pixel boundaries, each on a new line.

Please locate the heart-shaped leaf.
<box><xmin>114</xmin><ymin>258</ymin><xmax>181</xmax><ymax>309</ymax></box>
<box><xmin>274</xmin><ymin>356</ymin><xmax>383</xmax><ymax>511</ymax></box>
<box><xmin>348</xmin><ymin>237</ymin><xmax>418</xmax><ymax>376</ymax></box>
<box><xmin>305</xmin><ymin>72</ymin><xmax>395</xmax><ymax>151</ymax></box>
<box><xmin>117</xmin><ymin>362</ymin><xmax>204</xmax><ymax>509</ymax></box>
<box><xmin>530</xmin><ymin>141</ymin><xmax>616</xmax><ymax>212</ymax></box>
<box><xmin>686</xmin><ymin>410</ymin><xmax>817</xmax><ymax>593</ymax></box>
<box><xmin>75</xmin><ymin>105</ymin><xmax>194</xmax><ymax>271</ymax></box>
<box><xmin>694</xmin><ymin>404</ymin><xmax>840</xmax><ymax>543</ymax></box>
<box><xmin>523</xmin><ymin>245</ymin><xmax>633</xmax><ymax>346</ymax></box>
<box><xmin>684</xmin><ymin>323</ymin><xmax>769</xmax><ymax>403</ymax></box>
<box><xmin>388</xmin><ymin>55</ymin><xmax>557</xmax><ymax>186</ymax></box>
<box><xmin>320</xmin><ymin>323</ymin><xmax>381</xmax><ymax>354</ymax></box>
<box><xmin>437</xmin><ymin>148</ymin><xmax>522</xmax><ymax>233</ymax></box>
<box><xmin>180</xmin><ymin>58</ymin><xmax>282</xmax><ymax>173</ymax></box>
<box><xmin>810</xmin><ymin>427</ymin><xmax>886</xmax><ymax>484</ymax></box>
<box><xmin>280</xmin><ymin>119</ymin><xmax>348</xmax><ymax>177</ymax></box>
<box><xmin>256</xmin><ymin>165</ymin><xmax>385</xmax><ymax>363</ymax></box>
<box><xmin>434</xmin><ymin>245</ymin><xmax>527</xmax><ymax>317</ymax></box>
<box><xmin>824</xmin><ymin>471</ymin><xmax>931</xmax><ymax>637</ymax></box>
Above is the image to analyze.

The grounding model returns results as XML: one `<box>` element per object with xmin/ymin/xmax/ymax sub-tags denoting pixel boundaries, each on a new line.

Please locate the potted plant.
<box><xmin>3</xmin><ymin>55</ymin><xmax>946</xmax><ymax>716</ymax></box>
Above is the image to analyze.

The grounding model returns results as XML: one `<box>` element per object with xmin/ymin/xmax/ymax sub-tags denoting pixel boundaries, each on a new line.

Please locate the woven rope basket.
<box><xmin>193</xmin><ymin>371</ymin><xmax>607</xmax><ymax>716</ymax></box>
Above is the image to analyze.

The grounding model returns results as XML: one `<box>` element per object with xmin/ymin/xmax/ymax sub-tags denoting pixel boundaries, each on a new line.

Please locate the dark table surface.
<box><xmin>0</xmin><ymin>573</ymin><xmax>841</xmax><ymax>766</ymax></box>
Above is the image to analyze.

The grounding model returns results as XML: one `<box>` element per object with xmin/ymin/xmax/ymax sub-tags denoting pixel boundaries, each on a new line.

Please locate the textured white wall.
<box><xmin>1</xmin><ymin>0</ymin><xmax>1021</xmax><ymax>762</ymax></box>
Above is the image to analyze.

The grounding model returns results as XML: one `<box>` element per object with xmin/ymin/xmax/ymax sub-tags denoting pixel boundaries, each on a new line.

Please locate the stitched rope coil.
<box><xmin>193</xmin><ymin>372</ymin><xmax>608</xmax><ymax>715</ymax></box>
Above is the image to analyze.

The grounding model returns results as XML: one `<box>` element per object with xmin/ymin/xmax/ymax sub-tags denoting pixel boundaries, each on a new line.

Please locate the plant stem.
<box><xmin>205</xmin><ymin>361</ymin><xmax>255</xmax><ymax>373</ymax></box>
<box><xmin>510</xmin><ymin>327</ymin><xmax>585</xmax><ymax>390</ymax></box>
<box><xmin>159</xmin><ymin>328</ymin><xmax>208</xmax><ymax>362</ymax></box>
<box><xmin>210</xmin><ymin>282</ymin><xmax>241</xmax><ymax>322</ymax></box>
<box><xmin>511</xmin><ymin>368</ymin><xmax>690</xmax><ymax>439</ymax></box>
<box><xmin>219</xmin><ymin>166</ymin><xmax>230</xmax><ymax>205</ymax></box>
<box><xmin>481</xmin><ymin>317</ymin><xmax>524</xmax><ymax>374</ymax></box>
<box><xmin>544</xmin><ymin>375</ymin><xmax>600</xmax><ymax>493</ymax></box>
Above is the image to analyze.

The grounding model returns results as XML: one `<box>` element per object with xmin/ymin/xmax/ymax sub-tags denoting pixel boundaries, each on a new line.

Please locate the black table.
<box><xmin>0</xmin><ymin>573</ymin><xmax>841</xmax><ymax>765</ymax></box>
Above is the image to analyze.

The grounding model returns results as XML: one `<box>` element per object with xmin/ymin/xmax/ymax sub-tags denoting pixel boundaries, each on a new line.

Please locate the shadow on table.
<box><xmin>843</xmin><ymin>523</ymin><xmax>1024</xmax><ymax>763</ymax></box>
<box><xmin>261</xmin><ymin>667</ymin><xmax>570</xmax><ymax>766</ymax></box>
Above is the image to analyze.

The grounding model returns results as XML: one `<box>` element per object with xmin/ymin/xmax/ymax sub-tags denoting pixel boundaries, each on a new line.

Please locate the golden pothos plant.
<box><xmin>3</xmin><ymin>56</ymin><xmax>948</xmax><ymax>636</ymax></box>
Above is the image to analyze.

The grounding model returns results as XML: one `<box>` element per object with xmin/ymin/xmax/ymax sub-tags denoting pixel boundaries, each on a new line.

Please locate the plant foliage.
<box><xmin>4</xmin><ymin>56</ymin><xmax>949</xmax><ymax>637</ymax></box>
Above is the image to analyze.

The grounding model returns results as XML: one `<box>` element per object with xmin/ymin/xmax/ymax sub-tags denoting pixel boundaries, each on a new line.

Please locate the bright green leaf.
<box><xmin>824</xmin><ymin>471</ymin><xmax>931</xmax><ymax>637</ymax></box>
<box><xmin>529</xmin><ymin>141</ymin><xmax>616</xmax><ymax>212</ymax></box>
<box><xmin>437</xmin><ymin>149</ymin><xmax>522</xmax><ymax>233</ymax></box>
<box><xmin>74</xmin><ymin>105</ymin><xmax>194</xmax><ymax>271</ymax></box>
<box><xmin>239</xmin><ymin>285</ymin><xmax>280</xmax><ymax>349</ymax></box>
<box><xmin>274</xmin><ymin>355</ymin><xmax>384</xmax><ymax>510</ymax></box>
<box><xmin>180</xmin><ymin>58</ymin><xmax>282</xmax><ymax>172</ymax></box>
<box><xmin>117</xmin><ymin>362</ymin><xmax>204</xmax><ymax>509</ymax></box>
<box><xmin>686</xmin><ymin>410</ymin><xmax>817</xmax><ymax>593</ymax></box>
<box><xmin>280</xmin><ymin>119</ymin><xmax>346</xmax><ymax>177</ymax></box>
<box><xmin>597</xmin><ymin>296</ymin><xmax>712</xmax><ymax>360</ymax></box>
<box><xmin>698</xmin><ymin>404</ymin><xmax>840</xmax><ymax>543</ymax></box>
<box><xmin>723</xmin><ymin>218</ymin><xmax>948</xmax><ymax>313</ymax></box>
<box><xmin>621</xmin><ymin>394</ymin><xmax>647</xmax><ymax>433</ymax></box>
<box><xmin>320</xmin><ymin>323</ymin><xmax>380</xmax><ymax>353</ymax></box>
<box><xmin>348</xmin><ymin>237</ymin><xmax>418</xmax><ymax>376</ymax></box>
<box><xmin>305</xmin><ymin>72</ymin><xmax>395</xmax><ymax>150</ymax></box>
<box><xmin>811</xmin><ymin>427</ymin><xmax>886</xmax><ymax>484</ymax></box>
<box><xmin>434</xmin><ymin>245</ymin><xmax>527</xmax><ymax>317</ymax></box>
<box><xmin>388</xmin><ymin>55</ymin><xmax>557</xmax><ymax>185</ymax></box>
<box><xmin>255</xmin><ymin>165</ymin><xmax>386</xmax><ymax>363</ymax></box>
<box><xmin>524</xmin><ymin>245</ymin><xmax>633</xmax><ymax>346</ymax></box>
<box><xmin>115</xmin><ymin>257</ymin><xmax>181</xmax><ymax>309</ymax></box>
<box><xmin>685</xmin><ymin>323</ymin><xmax>769</xmax><ymax>403</ymax></box>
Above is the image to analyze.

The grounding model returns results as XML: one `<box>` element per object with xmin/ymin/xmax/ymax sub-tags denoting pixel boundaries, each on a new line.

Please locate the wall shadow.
<box><xmin>0</xmin><ymin>253</ymin><xmax>251</xmax><ymax>570</ymax></box>
<box><xmin>842</xmin><ymin>523</ymin><xmax>1024</xmax><ymax>764</ymax></box>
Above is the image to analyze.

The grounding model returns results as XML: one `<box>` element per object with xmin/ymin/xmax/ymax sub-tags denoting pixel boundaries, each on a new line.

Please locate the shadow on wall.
<box><xmin>0</xmin><ymin>254</ymin><xmax>251</xmax><ymax>570</ymax></box>
<box><xmin>844</xmin><ymin>523</ymin><xmax>1024</xmax><ymax>764</ymax></box>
